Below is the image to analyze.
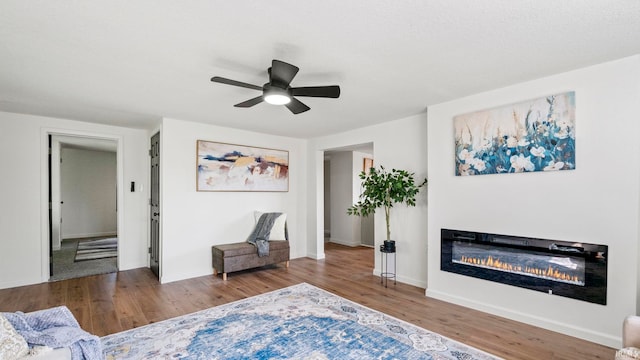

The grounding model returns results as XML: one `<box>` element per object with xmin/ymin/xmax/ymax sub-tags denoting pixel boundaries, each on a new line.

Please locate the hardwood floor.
<box><xmin>0</xmin><ymin>243</ymin><xmax>614</xmax><ymax>359</ymax></box>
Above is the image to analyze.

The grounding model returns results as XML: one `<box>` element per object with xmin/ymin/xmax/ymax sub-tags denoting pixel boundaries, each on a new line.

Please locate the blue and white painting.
<box><xmin>454</xmin><ymin>91</ymin><xmax>575</xmax><ymax>176</ymax></box>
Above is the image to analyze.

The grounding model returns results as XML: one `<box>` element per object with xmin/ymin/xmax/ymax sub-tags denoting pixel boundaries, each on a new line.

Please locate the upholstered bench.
<box><xmin>212</xmin><ymin>240</ymin><xmax>290</xmax><ymax>281</ymax></box>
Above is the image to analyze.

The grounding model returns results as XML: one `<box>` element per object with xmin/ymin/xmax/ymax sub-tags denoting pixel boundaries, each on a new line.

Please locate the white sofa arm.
<box><xmin>616</xmin><ymin>316</ymin><xmax>640</xmax><ymax>360</ymax></box>
<box><xmin>624</xmin><ymin>315</ymin><xmax>640</xmax><ymax>348</ymax></box>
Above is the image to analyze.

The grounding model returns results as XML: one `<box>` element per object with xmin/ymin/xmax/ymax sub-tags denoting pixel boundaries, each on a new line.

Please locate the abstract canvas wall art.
<box><xmin>197</xmin><ymin>140</ymin><xmax>289</xmax><ymax>191</ymax></box>
<box><xmin>454</xmin><ymin>91</ymin><xmax>575</xmax><ymax>176</ymax></box>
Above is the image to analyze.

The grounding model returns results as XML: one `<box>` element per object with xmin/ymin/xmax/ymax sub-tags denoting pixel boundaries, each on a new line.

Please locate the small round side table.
<box><xmin>379</xmin><ymin>245</ymin><xmax>396</xmax><ymax>288</ymax></box>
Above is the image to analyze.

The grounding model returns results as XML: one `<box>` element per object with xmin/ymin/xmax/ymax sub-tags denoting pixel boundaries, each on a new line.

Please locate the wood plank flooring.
<box><xmin>0</xmin><ymin>243</ymin><xmax>615</xmax><ymax>359</ymax></box>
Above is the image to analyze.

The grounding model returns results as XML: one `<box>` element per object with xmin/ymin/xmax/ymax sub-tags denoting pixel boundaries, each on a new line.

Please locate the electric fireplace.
<box><xmin>441</xmin><ymin>229</ymin><xmax>608</xmax><ymax>305</ymax></box>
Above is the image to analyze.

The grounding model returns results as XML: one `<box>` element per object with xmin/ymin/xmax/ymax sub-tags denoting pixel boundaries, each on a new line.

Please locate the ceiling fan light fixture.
<box><xmin>263</xmin><ymin>86</ymin><xmax>291</xmax><ymax>105</ymax></box>
<box><xmin>264</xmin><ymin>93</ymin><xmax>291</xmax><ymax>105</ymax></box>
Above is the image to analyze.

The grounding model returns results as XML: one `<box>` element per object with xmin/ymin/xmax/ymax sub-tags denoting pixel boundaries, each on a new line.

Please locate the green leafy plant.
<box><xmin>347</xmin><ymin>166</ymin><xmax>427</xmax><ymax>241</ymax></box>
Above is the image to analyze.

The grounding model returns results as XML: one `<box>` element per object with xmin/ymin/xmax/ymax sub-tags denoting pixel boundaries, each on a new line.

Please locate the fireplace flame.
<box><xmin>458</xmin><ymin>255</ymin><xmax>583</xmax><ymax>285</ymax></box>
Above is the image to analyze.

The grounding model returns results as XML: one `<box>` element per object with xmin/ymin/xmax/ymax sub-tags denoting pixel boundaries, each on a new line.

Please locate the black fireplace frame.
<box><xmin>441</xmin><ymin>229</ymin><xmax>608</xmax><ymax>305</ymax></box>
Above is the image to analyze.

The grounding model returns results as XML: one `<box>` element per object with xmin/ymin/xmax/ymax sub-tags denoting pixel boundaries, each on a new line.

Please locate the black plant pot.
<box><xmin>382</xmin><ymin>240</ymin><xmax>396</xmax><ymax>252</ymax></box>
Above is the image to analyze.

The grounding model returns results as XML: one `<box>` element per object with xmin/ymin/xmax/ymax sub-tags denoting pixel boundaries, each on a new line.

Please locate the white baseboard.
<box><xmin>0</xmin><ymin>277</ymin><xmax>41</xmax><ymax>290</ymax></box>
<box><xmin>425</xmin><ymin>288</ymin><xmax>621</xmax><ymax>348</ymax></box>
<box><xmin>307</xmin><ymin>252</ymin><xmax>326</xmax><ymax>260</ymax></box>
<box><xmin>372</xmin><ymin>269</ymin><xmax>427</xmax><ymax>288</ymax></box>
<box><xmin>327</xmin><ymin>239</ymin><xmax>360</xmax><ymax>247</ymax></box>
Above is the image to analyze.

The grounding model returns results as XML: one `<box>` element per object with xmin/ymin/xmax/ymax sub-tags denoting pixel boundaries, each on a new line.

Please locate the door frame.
<box><xmin>40</xmin><ymin>128</ymin><xmax>124</xmax><ymax>282</ymax></box>
<box><xmin>317</xmin><ymin>142</ymin><xmax>374</xmax><ymax>258</ymax></box>
<box><xmin>149</xmin><ymin>131</ymin><xmax>160</xmax><ymax>279</ymax></box>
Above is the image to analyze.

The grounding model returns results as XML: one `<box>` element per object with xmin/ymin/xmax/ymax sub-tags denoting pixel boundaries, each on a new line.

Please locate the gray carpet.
<box><xmin>50</xmin><ymin>238</ymin><xmax>118</xmax><ymax>282</ymax></box>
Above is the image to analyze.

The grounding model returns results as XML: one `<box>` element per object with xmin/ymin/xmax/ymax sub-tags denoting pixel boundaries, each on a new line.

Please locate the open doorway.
<box><xmin>322</xmin><ymin>142</ymin><xmax>374</xmax><ymax>263</ymax></box>
<box><xmin>48</xmin><ymin>135</ymin><xmax>119</xmax><ymax>281</ymax></box>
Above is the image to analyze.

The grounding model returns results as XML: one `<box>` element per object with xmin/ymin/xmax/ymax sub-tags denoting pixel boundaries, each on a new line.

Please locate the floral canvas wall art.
<box><xmin>454</xmin><ymin>91</ymin><xmax>575</xmax><ymax>176</ymax></box>
<box><xmin>197</xmin><ymin>140</ymin><xmax>289</xmax><ymax>191</ymax></box>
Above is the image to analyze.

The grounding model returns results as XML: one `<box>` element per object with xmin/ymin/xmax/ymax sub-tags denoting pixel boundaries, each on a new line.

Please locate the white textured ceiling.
<box><xmin>1</xmin><ymin>1</ymin><xmax>639</xmax><ymax>138</ymax></box>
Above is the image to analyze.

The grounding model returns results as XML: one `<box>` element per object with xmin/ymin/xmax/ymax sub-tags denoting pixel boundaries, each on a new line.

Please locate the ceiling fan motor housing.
<box><xmin>263</xmin><ymin>83</ymin><xmax>291</xmax><ymax>95</ymax></box>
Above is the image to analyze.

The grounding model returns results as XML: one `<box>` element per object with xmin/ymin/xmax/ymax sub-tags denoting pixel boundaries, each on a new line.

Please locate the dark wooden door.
<box><xmin>150</xmin><ymin>132</ymin><xmax>160</xmax><ymax>278</ymax></box>
<box><xmin>48</xmin><ymin>135</ymin><xmax>54</xmax><ymax>276</ymax></box>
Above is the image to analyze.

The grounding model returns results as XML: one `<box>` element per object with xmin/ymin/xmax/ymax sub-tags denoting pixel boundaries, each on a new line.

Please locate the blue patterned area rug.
<box><xmin>102</xmin><ymin>283</ymin><xmax>502</xmax><ymax>359</ymax></box>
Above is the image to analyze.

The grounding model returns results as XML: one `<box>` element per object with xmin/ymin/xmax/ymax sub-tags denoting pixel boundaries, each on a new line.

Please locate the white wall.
<box><xmin>326</xmin><ymin>150</ymin><xmax>375</xmax><ymax>247</ymax></box>
<box><xmin>328</xmin><ymin>151</ymin><xmax>359</xmax><ymax>246</ymax></box>
<box><xmin>310</xmin><ymin>114</ymin><xmax>429</xmax><ymax>287</ymax></box>
<box><xmin>0</xmin><ymin>111</ymin><xmax>150</xmax><ymax>289</ymax></box>
<box><xmin>427</xmin><ymin>55</ymin><xmax>640</xmax><ymax>347</ymax></box>
<box><xmin>353</xmin><ymin>151</ymin><xmax>374</xmax><ymax>246</ymax></box>
<box><xmin>60</xmin><ymin>148</ymin><xmax>117</xmax><ymax>239</ymax></box>
<box><xmin>159</xmin><ymin>118</ymin><xmax>308</xmax><ymax>284</ymax></box>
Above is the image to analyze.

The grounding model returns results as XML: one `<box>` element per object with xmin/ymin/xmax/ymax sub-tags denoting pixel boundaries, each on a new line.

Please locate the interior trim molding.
<box><xmin>425</xmin><ymin>288</ymin><xmax>620</xmax><ymax>348</ymax></box>
<box><xmin>40</xmin><ymin>127</ymin><xmax>125</xmax><ymax>283</ymax></box>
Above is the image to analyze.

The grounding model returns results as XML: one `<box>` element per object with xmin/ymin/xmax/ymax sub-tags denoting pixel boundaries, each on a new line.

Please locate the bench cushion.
<box><xmin>214</xmin><ymin>240</ymin><xmax>289</xmax><ymax>257</ymax></box>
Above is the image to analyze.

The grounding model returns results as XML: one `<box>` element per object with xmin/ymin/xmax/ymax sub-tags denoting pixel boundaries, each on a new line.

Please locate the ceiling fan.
<box><xmin>211</xmin><ymin>59</ymin><xmax>340</xmax><ymax>114</ymax></box>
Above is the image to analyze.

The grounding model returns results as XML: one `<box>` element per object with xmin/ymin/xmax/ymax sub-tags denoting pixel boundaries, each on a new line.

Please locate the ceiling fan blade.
<box><xmin>291</xmin><ymin>86</ymin><xmax>340</xmax><ymax>98</ymax></box>
<box><xmin>285</xmin><ymin>97</ymin><xmax>310</xmax><ymax>114</ymax></box>
<box><xmin>270</xmin><ymin>60</ymin><xmax>299</xmax><ymax>88</ymax></box>
<box><xmin>234</xmin><ymin>96</ymin><xmax>264</xmax><ymax>108</ymax></box>
<box><xmin>211</xmin><ymin>76</ymin><xmax>263</xmax><ymax>91</ymax></box>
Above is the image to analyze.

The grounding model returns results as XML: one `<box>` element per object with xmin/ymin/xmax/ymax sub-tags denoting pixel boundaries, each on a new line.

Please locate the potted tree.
<box><xmin>347</xmin><ymin>165</ymin><xmax>427</xmax><ymax>249</ymax></box>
